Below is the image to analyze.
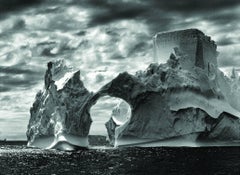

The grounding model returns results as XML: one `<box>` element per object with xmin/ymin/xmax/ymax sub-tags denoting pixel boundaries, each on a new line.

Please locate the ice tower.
<box><xmin>153</xmin><ymin>29</ymin><xmax>218</xmax><ymax>71</ymax></box>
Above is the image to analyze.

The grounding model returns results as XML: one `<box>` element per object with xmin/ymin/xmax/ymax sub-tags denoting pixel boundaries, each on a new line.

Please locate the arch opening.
<box><xmin>89</xmin><ymin>95</ymin><xmax>132</xmax><ymax>147</ymax></box>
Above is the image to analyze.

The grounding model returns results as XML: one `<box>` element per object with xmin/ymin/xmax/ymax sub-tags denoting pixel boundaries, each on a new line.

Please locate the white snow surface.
<box><xmin>54</xmin><ymin>71</ymin><xmax>75</xmax><ymax>90</ymax></box>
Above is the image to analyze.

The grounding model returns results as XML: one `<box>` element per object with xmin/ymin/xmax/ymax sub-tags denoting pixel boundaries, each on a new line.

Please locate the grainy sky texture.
<box><xmin>0</xmin><ymin>0</ymin><xmax>240</xmax><ymax>139</ymax></box>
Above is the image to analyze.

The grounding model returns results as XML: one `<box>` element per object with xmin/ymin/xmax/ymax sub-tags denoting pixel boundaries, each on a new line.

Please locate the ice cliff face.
<box><xmin>27</xmin><ymin>60</ymin><xmax>93</xmax><ymax>149</ymax></box>
<box><xmin>27</xmin><ymin>30</ymin><xmax>240</xmax><ymax>149</ymax></box>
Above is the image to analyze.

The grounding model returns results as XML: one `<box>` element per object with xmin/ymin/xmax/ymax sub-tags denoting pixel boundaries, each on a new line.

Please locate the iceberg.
<box><xmin>27</xmin><ymin>29</ymin><xmax>240</xmax><ymax>149</ymax></box>
<box><xmin>27</xmin><ymin>60</ymin><xmax>93</xmax><ymax>149</ymax></box>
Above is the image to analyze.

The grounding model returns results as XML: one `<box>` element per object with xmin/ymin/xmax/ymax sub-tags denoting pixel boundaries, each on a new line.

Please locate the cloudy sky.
<box><xmin>0</xmin><ymin>0</ymin><xmax>240</xmax><ymax>140</ymax></box>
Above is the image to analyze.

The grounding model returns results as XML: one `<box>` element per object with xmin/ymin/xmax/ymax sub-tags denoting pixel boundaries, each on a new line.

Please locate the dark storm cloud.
<box><xmin>0</xmin><ymin>65</ymin><xmax>43</xmax><ymax>91</ymax></box>
<box><xmin>88</xmin><ymin>3</ymin><xmax>148</xmax><ymax>27</ymax></box>
<box><xmin>0</xmin><ymin>66</ymin><xmax>38</xmax><ymax>75</ymax></box>
<box><xmin>83</xmin><ymin>0</ymin><xmax>240</xmax><ymax>23</ymax></box>
<box><xmin>81</xmin><ymin>0</ymin><xmax>240</xmax><ymax>35</ymax></box>
<box><xmin>36</xmin><ymin>6</ymin><xmax>62</xmax><ymax>15</ymax></box>
<box><xmin>82</xmin><ymin>0</ymin><xmax>157</xmax><ymax>27</ymax></box>
<box><xmin>0</xmin><ymin>0</ymin><xmax>42</xmax><ymax>13</ymax></box>
<box><xmin>217</xmin><ymin>38</ymin><xmax>236</xmax><ymax>46</ymax></box>
<box><xmin>0</xmin><ymin>75</ymin><xmax>39</xmax><ymax>86</ymax></box>
<box><xmin>0</xmin><ymin>74</ymin><xmax>40</xmax><ymax>91</ymax></box>
<box><xmin>0</xmin><ymin>86</ymin><xmax>11</xmax><ymax>92</ymax></box>
<box><xmin>204</xmin><ymin>13</ymin><xmax>240</xmax><ymax>25</ymax></box>
<box><xmin>149</xmin><ymin>0</ymin><xmax>240</xmax><ymax>13</ymax></box>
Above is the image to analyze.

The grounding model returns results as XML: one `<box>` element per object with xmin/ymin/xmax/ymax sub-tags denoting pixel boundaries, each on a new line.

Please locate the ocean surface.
<box><xmin>0</xmin><ymin>142</ymin><xmax>239</xmax><ymax>175</ymax></box>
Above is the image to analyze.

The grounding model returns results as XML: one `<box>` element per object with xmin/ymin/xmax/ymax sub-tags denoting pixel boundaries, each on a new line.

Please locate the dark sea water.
<box><xmin>0</xmin><ymin>144</ymin><xmax>239</xmax><ymax>175</ymax></box>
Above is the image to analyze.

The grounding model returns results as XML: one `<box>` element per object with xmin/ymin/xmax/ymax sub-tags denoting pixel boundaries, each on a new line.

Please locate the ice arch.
<box><xmin>26</xmin><ymin>69</ymin><xmax>139</xmax><ymax>150</ymax></box>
